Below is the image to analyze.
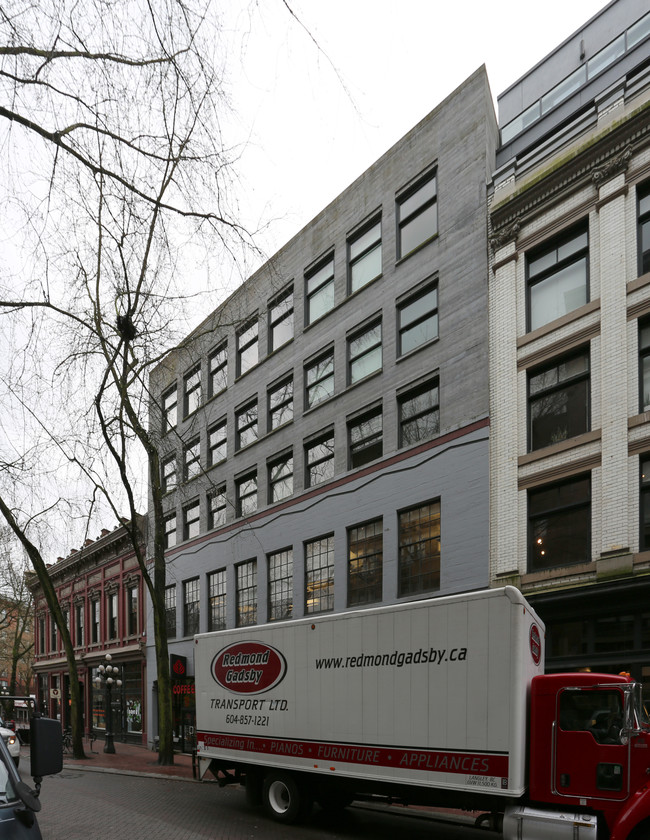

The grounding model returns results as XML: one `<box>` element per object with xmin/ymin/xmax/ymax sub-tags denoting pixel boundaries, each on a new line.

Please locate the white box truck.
<box><xmin>195</xmin><ymin>587</ymin><xmax>650</xmax><ymax>840</ymax></box>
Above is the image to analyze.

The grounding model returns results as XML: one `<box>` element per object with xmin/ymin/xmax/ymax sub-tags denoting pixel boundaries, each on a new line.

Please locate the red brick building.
<box><xmin>29</xmin><ymin>517</ymin><xmax>147</xmax><ymax>745</ymax></box>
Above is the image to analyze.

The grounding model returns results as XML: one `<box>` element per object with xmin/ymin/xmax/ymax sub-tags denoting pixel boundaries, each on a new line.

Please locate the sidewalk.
<box><xmin>56</xmin><ymin>741</ymin><xmax>198</xmax><ymax>782</ymax></box>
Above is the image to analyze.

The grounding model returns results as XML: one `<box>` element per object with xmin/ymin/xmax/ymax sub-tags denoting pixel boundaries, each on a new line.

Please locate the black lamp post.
<box><xmin>94</xmin><ymin>654</ymin><xmax>122</xmax><ymax>754</ymax></box>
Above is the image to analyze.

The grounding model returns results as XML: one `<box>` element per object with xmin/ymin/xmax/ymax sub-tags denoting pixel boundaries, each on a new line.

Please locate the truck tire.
<box><xmin>262</xmin><ymin>771</ymin><xmax>312</xmax><ymax>823</ymax></box>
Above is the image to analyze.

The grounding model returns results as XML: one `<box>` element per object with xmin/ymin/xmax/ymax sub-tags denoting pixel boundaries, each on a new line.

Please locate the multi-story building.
<box><xmin>489</xmin><ymin>0</ymin><xmax>650</xmax><ymax>682</ymax></box>
<box><xmin>29</xmin><ymin>517</ymin><xmax>147</xmax><ymax>744</ymax></box>
<box><xmin>147</xmin><ymin>66</ymin><xmax>498</xmax><ymax>749</ymax></box>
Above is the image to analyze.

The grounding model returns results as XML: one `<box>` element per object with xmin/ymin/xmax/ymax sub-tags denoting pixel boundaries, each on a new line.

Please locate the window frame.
<box><xmin>398</xmin><ymin>500</ymin><xmax>441</xmax><ymax>598</ymax></box>
<box><xmin>398</xmin><ymin>378</ymin><xmax>440</xmax><ymax>448</ymax></box>
<box><xmin>348</xmin><ymin>218</ymin><xmax>382</xmax><ymax>294</ymax></box>
<box><xmin>639</xmin><ymin>180</ymin><xmax>650</xmax><ymax>277</ymax></box>
<box><xmin>208</xmin><ymin>486</ymin><xmax>227</xmax><ymax>530</ymax></box>
<box><xmin>164</xmin><ymin>512</ymin><xmax>177</xmax><ymax>549</ymax></box>
<box><xmin>236</xmin><ymin>319</ymin><xmax>259</xmax><ymax>378</ymax></box>
<box><xmin>162</xmin><ymin>386</ymin><xmax>177</xmax><ymax>433</ymax></box>
<box><xmin>268</xmin><ymin>376</ymin><xmax>294</xmax><ymax>430</ymax></box>
<box><xmin>208</xmin><ymin>569</ymin><xmax>227</xmax><ymax>632</ymax></box>
<box><xmin>236</xmin><ymin>399</ymin><xmax>258</xmax><ymax>451</ymax></box>
<box><xmin>184</xmin><ymin>437</ymin><xmax>201</xmax><ymax>481</ymax></box>
<box><xmin>161</xmin><ymin>455</ymin><xmax>177</xmax><ymax>494</ymax></box>
<box><xmin>305</xmin><ymin>534</ymin><xmax>334</xmax><ymax>614</ymax></box>
<box><xmin>106</xmin><ymin>591</ymin><xmax>118</xmax><ymax>640</ymax></box>
<box><xmin>305</xmin><ymin>348</ymin><xmax>334</xmax><ymax>409</ymax></box>
<box><xmin>75</xmin><ymin>602</ymin><xmax>84</xmax><ymax>647</ymax></box>
<box><xmin>182</xmin><ymin>577</ymin><xmax>200</xmax><ymax>637</ymax></box>
<box><xmin>269</xmin><ymin>288</ymin><xmax>294</xmax><ymax>352</ymax></box>
<box><xmin>208</xmin><ymin>343</ymin><xmax>228</xmax><ymax>399</ymax></box>
<box><xmin>208</xmin><ymin>419</ymin><xmax>227</xmax><ymax>466</ymax></box>
<box><xmin>236</xmin><ymin>560</ymin><xmax>257</xmax><ymax>627</ymax></box>
<box><xmin>347</xmin><ymin>518</ymin><xmax>383</xmax><ymax>607</ymax></box>
<box><xmin>165</xmin><ymin>584</ymin><xmax>176</xmax><ymax>639</ymax></box>
<box><xmin>348</xmin><ymin>405</ymin><xmax>383</xmax><ymax>469</ymax></box>
<box><xmin>397</xmin><ymin>281</ymin><xmax>439</xmax><ymax>357</ymax></box>
<box><xmin>183</xmin><ymin>500</ymin><xmax>200</xmax><ymax>541</ymax></box>
<box><xmin>90</xmin><ymin>600</ymin><xmax>100</xmax><ymax>645</ymax></box>
<box><xmin>268</xmin><ymin>451</ymin><xmax>294</xmax><ymax>503</ymax></box>
<box><xmin>268</xmin><ymin>548</ymin><xmax>293</xmax><ymax>622</ymax></box>
<box><xmin>348</xmin><ymin>319</ymin><xmax>382</xmax><ymax>385</ymax></box>
<box><xmin>640</xmin><ymin>455</ymin><xmax>650</xmax><ymax>552</ymax></box>
<box><xmin>528</xmin><ymin>474</ymin><xmax>591</xmax><ymax>572</ymax></box>
<box><xmin>236</xmin><ymin>471</ymin><xmax>258</xmax><ymax>517</ymax></box>
<box><xmin>126</xmin><ymin>584</ymin><xmax>139</xmax><ymax>636</ymax></box>
<box><xmin>397</xmin><ymin>169</ymin><xmax>438</xmax><ymax>259</ymax></box>
<box><xmin>183</xmin><ymin>365</ymin><xmax>201</xmax><ymax>418</ymax></box>
<box><xmin>305</xmin><ymin>431</ymin><xmax>335</xmax><ymax>488</ymax></box>
<box><xmin>305</xmin><ymin>255</ymin><xmax>335</xmax><ymax>326</ymax></box>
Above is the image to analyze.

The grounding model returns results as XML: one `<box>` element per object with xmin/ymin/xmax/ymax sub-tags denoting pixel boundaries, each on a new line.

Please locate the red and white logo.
<box><xmin>211</xmin><ymin>641</ymin><xmax>287</xmax><ymax>695</ymax></box>
<box><xmin>529</xmin><ymin>624</ymin><xmax>541</xmax><ymax>666</ymax></box>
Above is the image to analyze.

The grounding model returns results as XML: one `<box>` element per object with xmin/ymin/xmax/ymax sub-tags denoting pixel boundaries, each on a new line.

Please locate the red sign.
<box><xmin>211</xmin><ymin>641</ymin><xmax>287</xmax><ymax>695</ymax></box>
<box><xmin>529</xmin><ymin>624</ymin><xmax>541</xmax><ymax>666</ymax></box>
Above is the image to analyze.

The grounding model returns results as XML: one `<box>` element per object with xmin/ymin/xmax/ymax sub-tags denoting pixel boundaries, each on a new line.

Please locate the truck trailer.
<box><xmin>195</xmin><ymin>586</ymin><xmax>650</xmax><ymax>839</ymax></box>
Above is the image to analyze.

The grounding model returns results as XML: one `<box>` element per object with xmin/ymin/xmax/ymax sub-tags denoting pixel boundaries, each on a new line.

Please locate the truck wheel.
<box><xmin>262</xmin><ymin>771</ymin><xmax>312</xmax><ymax>823</ymax></box>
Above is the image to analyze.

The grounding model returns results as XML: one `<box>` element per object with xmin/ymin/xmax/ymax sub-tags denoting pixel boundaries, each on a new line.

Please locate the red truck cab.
<box><xmin>529</xmin><ymin>673</ymin><xmax>650</xmax><ymax>839</ymax></box>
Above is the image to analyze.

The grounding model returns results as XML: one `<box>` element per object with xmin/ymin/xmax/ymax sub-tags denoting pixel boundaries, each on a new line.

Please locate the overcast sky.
<box><xmin>222</xmin><ymin>0</ymin><xmax>609</xmax><ymax>262</ymax></box>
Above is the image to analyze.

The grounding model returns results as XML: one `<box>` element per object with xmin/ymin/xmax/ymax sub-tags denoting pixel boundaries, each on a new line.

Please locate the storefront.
<box><xmin>170</xmin><ymin>654</ymin><xmax>195</xmax><ymax>753</ymax></box>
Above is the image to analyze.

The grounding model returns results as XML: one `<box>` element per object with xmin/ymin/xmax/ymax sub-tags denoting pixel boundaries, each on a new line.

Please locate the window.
<box><xmin>527</xmin><ymin>225</ymin><xmax>589</xmax><ymax>332</ymax></box>
<box><xmin>164</xmin><ymin>513</ymin><xmax>177</xmax><ymax>549</ymax></box>
<box><xmin>183</xmin><ymin>366</ymin><xmax>201</xmax><ymax>417</ymax></box>
<box><xmin>268</xmin><ymin>549</ymin><xmax>293</xmax><ymax>621</ymax></box>
<box><xmin>640</xmin><ymin>319</ymin><xmax>650</xmax><ymax>413</ymax></box>
<box><xmin>528</xmin><ymin>349</ymin><xmax>589</xmax><ymax>451</ymax></box>
<box><xmin>165</xmin><ymin>585</ymin><xmax>176</xmax><ymax>639</ymax></box>
<box><xmin>208</xmin><ymin>487</ymin><xmax>227</xmax><ymax>529</ymax></box>
<box><xmin>162</xmin><ymin>387</ymin><xmax>177</xmax><ymax>433</ymax></box>
<box><xmin>107</xmin><ymin>591</ymin><xmax>118</xmax><ymax>639</ymax></box>
<box><xmin>528</xmin><ymin>475</ymin><xmax>591</xmax><ymax>571</ymax></box>
<box><xmin>183</xmin><ymin>578</ymin><xmax>200</xmax><ymax>636</ymax></box>
<box><xmin>305</xmin><ymin>350</ymin><xmax>334</xmax><ymax>408</ymax></box>
<box><xmin>236</xmin><ymin>400</ymin><xmax>258</xmax><ymax>450</ymax></box>
<box><xmin>208</xmin><ymin>570</ymin><xmax>227</xmax><ymax>631</ymax></box>
<box><xmin>184</xmin><ymin>438</ymin><xmax>201</xmax><ymax>481</ymax></box>
<box><xmin>305</xmin><ymin>256</ymin><xmax>335</xmax><ymax>325</ymax></box>
<box><xmin>90</xmin><ymin>600</ymin><xmax>100</xmax><ymax>644</ymax></box>
<box><xmin>640</xmin><ymin>182</ymin><xmax>650</xmax><ymax>276</ymax></box>
<box><xmin>349</xmin><ymin>406</ymin><xmax>383</xmax><ymax>468</ymax></box>
<box><xmin>236</xmin><ymin>471</ymin><xmax>257</xmax><ymax>517</ymax></box>
<box><xmin>269</xmin><ymin>452</ymin><xmax>293</xmax><ymax>503</ymax></box>
<box><xmin>305</xmin><ymin>536</ymin><xmax>334</xmax><ymax>614</ymax></box>
<box><xmin>208</xmin><ymin>344</ymin><xmax>227</xmax><ymax>398</ymax></box>
<box><xmin>162</xmin><ymin>456</ymin><xmax>177</xmax><ymax>494</ymax></box>
<box><xmin>398</xmin><ymin>283</ymin><xmax>438</xmax><ymax>356</ymax></box>
<box><xmin>236</xmin><ymin>560</ymin><xmax>257</xmax><ymax>627</ymax></box>
<box><xmin>38</xmin><ymin>616</ymin><xmax>45</xmax><ymax>654</ymax></box>
<box><xmin>348</xmin><ymin>519</ymin><xmax>383</xmax><ymax>606</ymax></box>
<box><xmin>305</xmin><ymin>432</ymin><xmax>335</xmax><ymax>487</ymax></box>
<box><xmin>397</xmin><ymin>170</ymin><xmax>437</xmax><ymax>258</ymax></box>
<box><xmin>398</xmin><ymin>501</ymin><xmax>441</xmax><ymax>596</ymax></box>
<box><xmin>642</xmin><ymin>457</ymin><xmax>650</xmax><ymax>551</ymax></box>
<box><xmin>237</xmin><ymin>320</ymin><xmax>258</xmax><ymax>377</ymax></box>
<box><xmin>268</xmin><ymin>377</ymin><xmax>293</xmax><ymax>429</ymax></box>
<box><xmin>349</xmin><ymin>220</ymin><xmax>381</xmax><ymax>293</ymax></box>
<box><xmin>50</xmin><ymin>618</ymin><xmax>57</xmax><ymax>651</ymax></box>
<box><xmin>75</xmin><ymin>603</ymin><xmax>84</xmax><ymax>647</ymax></box>
<box><xmin>208</xmin><ymin>420</ymin><xmax>227</xmax><ymax>466</ymax></box>
<box><xmin>269</xmin><ymin>289</ymin><xmax>294</xmax><ymax>351</ymax></box>
<box><xmin>183</xmin><ymin>500</ymin><xmax>200</xmax><ymax>540</ymax></box>
<box><xmin>127</xmin><ymin>585</ymin><xmax>138</xmax><ymax>636</ymax></box>
<box><xmin>399</xmin><ymin>379</ymin><xmax>440</xmax><ymax>447</ymax></box>
<box><xmin>348</xmin><ymin>320</ymin><xmax>382</xmax><ymax>384</ymax></box>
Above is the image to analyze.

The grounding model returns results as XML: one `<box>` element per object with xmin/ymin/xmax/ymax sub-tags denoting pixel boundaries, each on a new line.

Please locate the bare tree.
<box><xmin>0</xmin><ymin>529</ymin><xmax>35</xmax><ymax>707</ymax></box>
<box><xmin>0</xmin><ymin>0</ymin><xmax>260</xmax><ymax>764</ymax></box>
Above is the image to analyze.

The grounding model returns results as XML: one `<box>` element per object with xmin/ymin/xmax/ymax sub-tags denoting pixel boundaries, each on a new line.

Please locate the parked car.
<box><xmin>0</xmin><ymin>720</ymin><xmax>19</xmax><ymax>768</ymax></box>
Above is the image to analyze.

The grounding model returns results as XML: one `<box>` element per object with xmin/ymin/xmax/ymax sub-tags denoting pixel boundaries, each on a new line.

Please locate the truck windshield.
<box><xmin>634</xmin><ymin>683</ymin><xmax>650</xmax><ymax>728</ymax></box>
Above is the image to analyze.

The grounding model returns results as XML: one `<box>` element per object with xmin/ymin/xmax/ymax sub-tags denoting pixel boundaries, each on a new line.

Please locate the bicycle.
<box><xmin>62</xmin><ymin>727</ymin><xmax>72</xmax><ymax>754</ymax></box>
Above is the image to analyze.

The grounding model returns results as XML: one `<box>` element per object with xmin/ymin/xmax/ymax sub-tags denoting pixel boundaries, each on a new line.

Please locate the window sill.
<box><xmin>395</xmin><ymin>233</ymin><xmax>438</xmax><ymax>266</ymax></box>
<box><xmin>396</xmin><ymin>336</ymin><xmax>439</xmax><ymax>364</ymax></box>
<box><xmin>519</xmin><ymin>429</ymin><xmax>601</xmax><ymax>466</ymax></box>
<box><xmin>517</xmin><ymin>299</ymin><xmax>600</xmax><ymax>349</ymax></box>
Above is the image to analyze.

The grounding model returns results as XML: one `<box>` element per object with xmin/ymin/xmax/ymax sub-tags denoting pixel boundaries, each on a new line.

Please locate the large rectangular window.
<box><xmin>236</xmin><ymin>560</ymin><xmax>257</xmax><ymax>627</ymax></box>
<box><xmin>183</xmin><ymin>366</ymin><xmax>201</xmax><ymax>417</ymax></box>
<box><xmin>528</xmin><ymin>348</ymin><xmax>589</xmax><ymax>451</ymax></box>
<box><xmin>349</xmin><ymin>406</ymin><xmax>383</xmax><ymax>469</ymax></box>
<box><xmin>641</xmin><ymin>456</ymin><xmax>650</xmax><ymax>551</ymax></box>
<box><xmin>527</xmin><ymin>225</ymin><xmax>589</xmax><ymax>331</ymax></box>
<box><xmin>305</xmin><ymin>256</ymin><xmax>335</xmax><ymax>325</ymax></box>
<box><xmin>127</xmin><ymin>585</ymin><xmax>138</xmax><ymax>636</ymax></box>
<box><xmin>236</xmin><ymin>400</ymin><xmax>258</xmax><ymax>450</ymax></box>
<box><xmin>398</xmin><ymin>282</ymin><xmax>438</xmax><ymax>356</ymax></box>
<box><xmin>183</xmin><ymin>500</ymin><xmax>200</xmax><ymax>541</ymax></box>
<box><xmin>269</xmin><ymin>452</ymin><xmax>293</xmax><ymax>503</ymax></box>
<box><xmin>305</xmin><ymin>432</ymin><xmax>335</xmax><ymax>487</ymax></box>
<box><xmin>208</xmin><ymin>570</ymin><xmax>227</xmax><ymax>632</ymax></box>
<box><xmin>165</xmin><ymin>585</ymin><xmax>176</xmax><ymax>639</ymax></box>
<box><xmin>237</xmin><ymin>320</ymin><xmax>258</xmax><ymax>377</ymax></box>
<box><xmin>348</xmin><ymin>519</ymin><xmax>383</xmax><ymax>607</ymax></box>
<box><xmin>236</xmin><ymin>471</ymin><xmax>257</xmax><ymax>517</ymax></box>
<box><xmin>398</xmin><ymin>501</ymin><xmax>441</xmax><ymax>596</ymax></box>
<box><xmin>164</xmin><ymin>513</ymin><xmax>177</xmax><ymax>549</ymax></box>
<box><xmin>348</xmin><ymin>320</ymin><xmax>382</xmax><ymax>384</ymax></box>
<box><xmin>305</xmin><ymin>535</ymin><xmax>334</xmax><ymax>614</ymax></box>
<box><xmin>208</xmin><ymin>487</ymin><xmax>227</xmax><ymax>530</ymax></box>
<box><xmin>348</xmin><ymin>220</ymin><xmax>382</xmax><ymax>293</ymax></box>
<box><xmin>162</xmin><ymin>455</ymin><xmax>177</xmax><ymax>494</ymax></box>
<box><xmin>184</xmin><ymin>438</ymin><xmax>201</xmax><ymax>481</ymax></box>
<box><xmin>305</xmin><ymin>350</ymin><xmax>334</xmax><ymax>409</ymax></box>
<box><xmin>269</xmin><ymin>289</ymin><xmax>294</xmax><ymax>351</ymax></box>
<box><xmin>162</xmin><ymin>387</ymin><xmax>177</xmax><ymax>433</ymax></box>
<box><xmin>75</xmin><ymin>602</ymin><xmax>84</xmax><ymax>647</ymax></box>
<box><xmin>183</xmin><ymin>578</ymin><xmax>200</xmax><ymax>636</ymax></box>
<box><xmin>528</xmin><ymin>475</ymin><xmax>591</xmax><ymax>571</ymax></box>
<box><xmin>90</xmin><ymin>600</ymin><xmax>100</xmax><ymax>645</ymax></box>
<box><xmin>397</xmin><ymin>170</ymin><xmax>437</xmax><ymax>258</ymax></box>
<box><xmin>208</xmin><ymin>420</ymin><xmax>227</xmax><ymax>466</ymax></box>
<box><xmin>268</xmin><ymin>377</ymin><xmax>293</xmax><ymax>429</ymax></box>
<box><xmin>640</xmin><ymin>319</ymin><xmax>650</xmax><ymax>413</ymax></box>
<box><xmin>399</xmin><ymin>379</ymin><xmax>439</xmax><ymax>447</ymax></box>
<box><xmin>268</xmin><ymin>549</ymin><xmax>293</xmax><ymax>621</ymax></box>
<box><xmin>639</xmin><ymin>181</ymin><xmax>650</xmax><ymax>276</ymax></box>
<box><xmin>208</xmin><ymin>344</ymin><xmax>227</xmax><ymax>398</ymax></box>
<box><xmin>107</xmin><ymin>591</ymin><xmax>118</xmax><ymax>640</ymax></box>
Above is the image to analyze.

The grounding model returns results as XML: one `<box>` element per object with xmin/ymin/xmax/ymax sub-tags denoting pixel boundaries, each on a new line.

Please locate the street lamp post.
<box><xmin>94</xmin><ymin>654</ymin><xmax>122</xmax><ymax>754</ymax></box>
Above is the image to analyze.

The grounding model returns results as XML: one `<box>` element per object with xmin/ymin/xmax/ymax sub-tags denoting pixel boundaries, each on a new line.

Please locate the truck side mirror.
<box><xmin>30</xmin><ymin>717</ymin><xmax>63</xmax><ymax>778</ymax></box>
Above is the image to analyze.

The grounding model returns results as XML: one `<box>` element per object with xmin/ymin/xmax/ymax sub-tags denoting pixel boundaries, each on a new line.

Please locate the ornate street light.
<box><xmin>93</xmin><ymin>654</ymin><xmax>122</xmax><ymax>754</ymax></box>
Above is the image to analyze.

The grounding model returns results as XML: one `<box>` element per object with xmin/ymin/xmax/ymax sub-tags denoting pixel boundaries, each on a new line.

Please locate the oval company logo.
<box><xmin>529</xmin><ymin>623</ymin><xmax>542</xmax><ymax>666</ymax></box>
<box><xmin>211</xmin><ymin>641</ymin><xmax>287</xmax><ymax>695</ymax></box>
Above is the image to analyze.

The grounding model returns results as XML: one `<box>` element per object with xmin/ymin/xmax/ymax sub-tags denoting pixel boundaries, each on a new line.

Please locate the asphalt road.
<box><xmin>34</xmin><ymin>768</ymin><xmax>492</xmax><ymax>840</ymax></box>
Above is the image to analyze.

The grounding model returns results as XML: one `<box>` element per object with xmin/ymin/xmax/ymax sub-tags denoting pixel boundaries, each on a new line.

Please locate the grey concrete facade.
<box><xmin>146</xmin><ymin>66</ymin><xmax>497</xmax><ymax>746</ymax></box>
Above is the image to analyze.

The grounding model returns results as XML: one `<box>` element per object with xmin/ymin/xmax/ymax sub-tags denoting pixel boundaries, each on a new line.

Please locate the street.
<box><xmin>34</xmin><ymin>767</ymin><xmax>492</xmax><ymax>840</ymax></box>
